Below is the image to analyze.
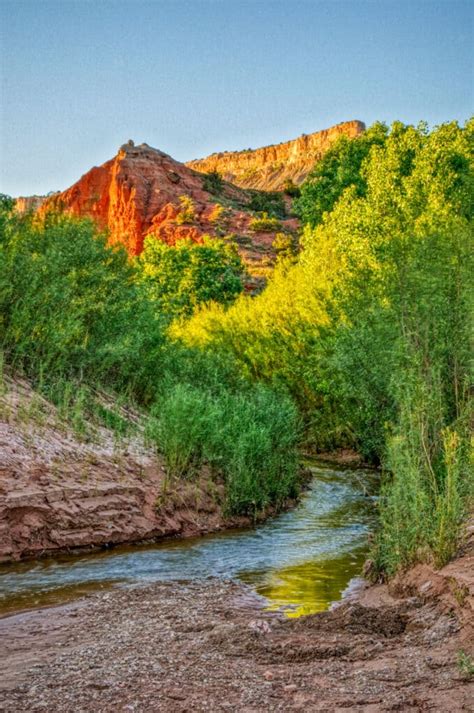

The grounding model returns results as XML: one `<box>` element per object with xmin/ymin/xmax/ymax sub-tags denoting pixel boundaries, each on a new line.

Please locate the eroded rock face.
<box><xmin>36</xmin><ymin>142</ymin><xmax>297</xmax><ymax>269</ymax></box>
<box><xmin>187</xmin><ymin>120</ymin><xmax>366</xmax><ymax>190</ymax></box>
<box><xmin>22</xmin><ymin>122</ymin><xmax>364</xmax><ymax>269</ymax></box>
<box><xmin>40</xmin><ymin>143</ymin><xmax>224</xmax><ymax>256</ymax></box>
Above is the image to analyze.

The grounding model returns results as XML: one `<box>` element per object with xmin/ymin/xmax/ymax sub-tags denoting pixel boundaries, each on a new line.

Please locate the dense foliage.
<box><xmin>0</xmin><ymin>212</ymin><xmax>165</xmax><ymax>400</ymax></box>
<box><xmin>176</xmin><ymin>119</ymin><xmax>474</xmax><ymax>573</ymax></box>
<box><xmin>0</xmin><ymin>209</ymin><xmax>298</xmax><ymax>515</ymax></box>
<box><xmin>146</xmin><ymin>382</ymin><xmax>298</xmax><ymax>515</ymax></box>
<box><xmin>202</xmin><ymin>170</ymin><xmax>224</xmax><ymax>195</ymax></box>
<box><xmin>294</xmin><ymin>122</ymin><xmax>388</xmax><ymax>226</ymax></box>
<box><xmin>138</xmin><ymin>235</ymin><xmax>244</xmax><ymax>318</ymax></box>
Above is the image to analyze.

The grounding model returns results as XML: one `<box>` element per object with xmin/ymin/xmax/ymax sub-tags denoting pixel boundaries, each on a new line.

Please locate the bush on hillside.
<box><xmin>203</xmin><ymin>171</ymin><xmax>224</xmax><ymax>195</ymax></box>
<box><xmin>247</xmin><ymin>190</ymin><xmax>286</xmax><ymax>218</ymax></box>
<box><xmin>147</xmin><ymin>382</ymin><xmax>299</xmax><ymax>515</ymax></box>
<box><xmin>249</xmin><ymin>212</ymin><xmax>282</xmax><ymax>232</ymax></box>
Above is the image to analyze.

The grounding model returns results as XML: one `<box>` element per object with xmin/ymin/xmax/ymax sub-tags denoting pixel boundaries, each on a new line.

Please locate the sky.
<box><xmin>0</xmin><ymin>0</ymin><xmax>472</xmax><ymax>196</ymax></box>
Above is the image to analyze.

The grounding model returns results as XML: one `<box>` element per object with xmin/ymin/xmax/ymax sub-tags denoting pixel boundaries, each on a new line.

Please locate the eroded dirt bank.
<box><xmin>0</xmin><ymin>377</ymin><xmax>276</xmax><ymax>564</ymax></box>
<box><xmin>1</xmin><ymin>543</ymin><xmax>472</xmax><ymax>712</ymax></box>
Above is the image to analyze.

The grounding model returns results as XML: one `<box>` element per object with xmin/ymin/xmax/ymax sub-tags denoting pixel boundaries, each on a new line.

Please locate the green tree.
<box><xmin>138</xmin><ymin>235</ymin><xmax>244</xmax><ymax>317</ymax></box>
<box><xmin>295</xmin><ymin>122</ymin><xmax>388</xmax><ymax>227</ymax></box>
<box><xmin>0</xmin><ymin>213</ymin><xmax>165</xmax><ymax>399</ymax></box>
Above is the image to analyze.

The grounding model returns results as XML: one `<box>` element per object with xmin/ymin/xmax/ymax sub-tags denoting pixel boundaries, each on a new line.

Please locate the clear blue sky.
<box><xmin>1</xmin><ymin>0</ymin><xmax>472</xmax><ymax>196</ymax></box>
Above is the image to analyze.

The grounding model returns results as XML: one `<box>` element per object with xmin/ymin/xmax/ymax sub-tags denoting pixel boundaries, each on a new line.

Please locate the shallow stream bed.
<box><xmin>0</xmin><ymin>461</ymin><xmax>378</xmax><ymax>617</ymax></box>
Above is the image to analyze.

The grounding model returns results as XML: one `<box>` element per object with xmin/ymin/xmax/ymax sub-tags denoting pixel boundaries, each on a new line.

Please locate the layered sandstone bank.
<box><xmin>187</xmin><ymin>120</ymin><xmax>366</xmax><ymax>190</ymax></box>
<box><xmin>0</xmin><ymin>377</ymin><xmax>255</xmax><ymax>564</ymax></box>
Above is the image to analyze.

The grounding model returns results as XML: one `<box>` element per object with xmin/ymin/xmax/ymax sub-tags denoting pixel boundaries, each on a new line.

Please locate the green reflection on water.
<box><xmin>242</xmin><ymin>548</ymin><xmax>368</xmax><ymax>618</ymax></box>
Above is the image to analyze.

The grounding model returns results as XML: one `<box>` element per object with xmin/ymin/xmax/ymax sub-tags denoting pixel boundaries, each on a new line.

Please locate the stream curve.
<box><xmin>0</xmin><ymin>461</ymin><xmax>378</xmax><ymax>617</ymax></box>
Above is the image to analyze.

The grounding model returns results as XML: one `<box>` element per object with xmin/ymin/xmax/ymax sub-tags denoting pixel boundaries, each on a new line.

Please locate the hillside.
<box><xmin>16</xmin><ymin>141</ymin><xmax>298</xmax><ymax>274</ymax></box>
<box><xmin>186</xmin><ymin>120</ymin><xmax>365</xmax><ymax>190</ymax></box>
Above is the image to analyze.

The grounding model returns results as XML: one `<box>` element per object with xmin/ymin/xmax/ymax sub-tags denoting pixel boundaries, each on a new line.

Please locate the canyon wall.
<box><xmin>187</xmin><ymin>120</ymin><xmax>365</xmax><ymax>190</ymax></box>
<box><xmin>35</xmin><ymin>141</ymin><xmax>297</xmax><ymax>271</ymax></box>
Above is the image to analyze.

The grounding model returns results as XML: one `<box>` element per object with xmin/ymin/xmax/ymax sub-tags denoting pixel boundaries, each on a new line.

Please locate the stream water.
<box><xmin>0</xmin><ymin>461</ymin><xmax>378</xmax><ymax>618</ymax></box>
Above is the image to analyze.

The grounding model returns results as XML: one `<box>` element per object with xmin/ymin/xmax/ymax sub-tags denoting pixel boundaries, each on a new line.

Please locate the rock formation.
<box><xmin>15</xmin><ymin>195</ymin><xmax>48</xmax><ymax>213</ymax></box>
<box><xmin>20</xmin><ymin>121</ymin><xmax>364</xmax><ymax>271</ymax></box>
<box><xmin>186</xmin><ymin>120</ymin><xmax>365</xmax><ymax>190</ymax></box>
<box><xmin>40</xmin><ymin>143</ymin><xmax>220</xmax><ymax>255</ymax></box>
<box><xmin>37</xmin><ymin>142</ymin><xmax>296</xmax><ymax>267</ymax></box>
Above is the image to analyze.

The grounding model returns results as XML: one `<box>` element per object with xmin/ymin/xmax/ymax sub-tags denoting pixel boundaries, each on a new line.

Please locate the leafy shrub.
<box><xmin>249</xmin><ymin>212</ymin><xmax>282</xmax><ymax>232</ymax></box>
<box><xmin>203</xmin><ymin>171</ymin><xmax>223</xmax><ymax>195</ymax></box>
<box><xmin>138</xmin><ymin>235</ymin><xmax>244</xmax><ymax>317</ymax></box>
<box><xmin>373</xmin><ymin>391</ymin><xmax>472</xmax><ymax>576</ymax></box>
<box><xmin>146</xmin><ymin>383</ymin><xmax>210</xmax><ymax>478</ymax></box>
<box><xmin>208</xmin><ymin>204</ymin><xmax>230</xmax><ymax>234</ymax></box>
<box><xmin>272</xmin><ymin>232</ymin><xmax>298</xmax><ymax>259</ymax></box>
<box><xmin>147</xmin><ymin>382</ymin><xmax>299</xmax><ymax>515</ymax></box>
<box><xmin>176</xmin><ymin>195</ymin><xmax>196</xmax><ymax>225</ymax></box>
<box><xmin>0</xmin><ymin>212</ymin><xmax>166</xmax><ymax>403</ymax></box>
<box><xmin>247</xmin><ymin>191</ymin><xmax>286</xmax><ymax>218</ymax></box>
<box><xmin>208</xmin><ymin>203</ymin><xmax>226</xmax><ymax>224</ymax></box>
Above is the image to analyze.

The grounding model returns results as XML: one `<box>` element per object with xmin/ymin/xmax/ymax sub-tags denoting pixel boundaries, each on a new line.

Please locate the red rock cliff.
<box><xmin>42</xmin><ymin>142</ymin><xmax>227</xmax><ymax>256</ymax></box>
<box><xmin>187</xmin><ymin>120</ymin><xmax>365</xmax><ymax>190</ymax></box>
<box><xmin>38</xmin><ymin>141</ymin><xmax>297</xmax><ymax>272</ymax></box>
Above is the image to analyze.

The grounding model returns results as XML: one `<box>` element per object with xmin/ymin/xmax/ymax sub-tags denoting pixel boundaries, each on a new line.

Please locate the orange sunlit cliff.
<box><xmin>17</xmin><ymin>121</ymin><xmax>365</xmax><ymax>262</ymax></box>
<box><xmin>186</xmin><ymin>120</ymin><xmax>365</xmax><ymax>190</ymax></box>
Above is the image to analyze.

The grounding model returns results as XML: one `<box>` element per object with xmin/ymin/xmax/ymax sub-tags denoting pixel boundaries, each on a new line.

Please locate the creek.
<box><xmin>0</xmin><ymin>461</ymin><xmax>378</xmax><ymax>617</ymax></box>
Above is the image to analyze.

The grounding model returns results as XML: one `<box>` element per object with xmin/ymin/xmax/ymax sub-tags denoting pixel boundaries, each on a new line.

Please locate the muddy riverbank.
<box><xmin>1</xmin><ymin>539</ymin><xmax>473</xmax><ymax>712</ymax></box>
<box><xmin>1</xmin><ymin>377</ymin><xmax>300</xmax><ymax>564</ymax></box>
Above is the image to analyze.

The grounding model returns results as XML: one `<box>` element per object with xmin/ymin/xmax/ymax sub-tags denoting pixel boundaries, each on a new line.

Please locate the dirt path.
<box><xmin>1</xmin><ymin>545</ymin><xmax>473</xmax><ymax>712</ymax></box>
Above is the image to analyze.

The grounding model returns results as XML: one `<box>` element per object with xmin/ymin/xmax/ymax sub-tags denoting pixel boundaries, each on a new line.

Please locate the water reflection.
<box><xmin>0</xmin><ymin>462</ymin><xmax>378</xmax><ymax>617</ymax></box>
<box><xmin>241</xmin><ymin>548</ymin><xmax>367</xmax><ymax>617</ymax></box>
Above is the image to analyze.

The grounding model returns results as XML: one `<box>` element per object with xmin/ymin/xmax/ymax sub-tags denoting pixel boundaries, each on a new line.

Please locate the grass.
<box><xmin>146</xmin><ymin>382</ymin><xmax>299</xmax><ymax>516</ymax></box>
<box><xmin>457</xmin><ymin>650</ymin><xmax>474</xmax><ymax>679</ymax></box>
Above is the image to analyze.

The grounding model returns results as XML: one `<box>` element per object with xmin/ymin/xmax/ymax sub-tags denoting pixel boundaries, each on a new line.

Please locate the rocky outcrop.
<box><xmin>15</xmin><ymin>195</ymin><xmax>48</xmax><ymax>213</ymax></box>
<box><xmin>40</xmin><ymin>142</ymin><xmax>222</xmax><ymax>256</ymax></box>
<box><xmin>36</xmin><ymin>141</ymin><xmax>296</xmax><ymax>269</ymax></box>
<box><xmin>187</xmin><ymin>120</ymin><xmax>366</xmax><ymax>190</ymax></box>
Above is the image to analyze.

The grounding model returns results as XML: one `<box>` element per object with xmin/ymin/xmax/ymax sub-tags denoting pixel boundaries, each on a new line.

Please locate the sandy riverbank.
<box><xmin>1</xmin><ymin>539</ymin><xmax>472</xmax><ymax>712</ymax></box>
<box><xmin>1</xmin><ymin>377</ymin><xmax>300</xmax><ymax>564</ymax></box>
